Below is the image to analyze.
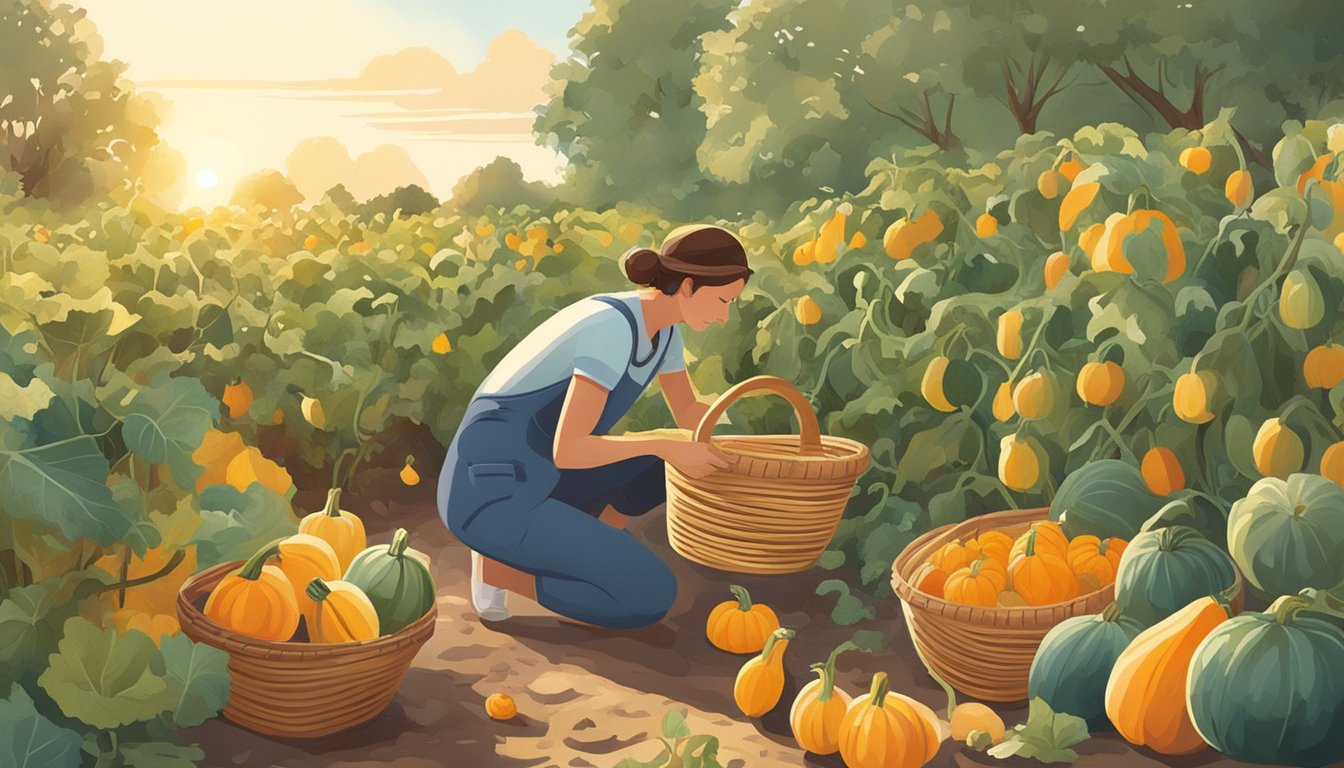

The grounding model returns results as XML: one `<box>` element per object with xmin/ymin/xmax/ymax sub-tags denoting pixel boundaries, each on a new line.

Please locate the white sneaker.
<box><xmin>470</xmin><ymin>550</ymin><xmax>511</xmax><ymax>621</ymax></box>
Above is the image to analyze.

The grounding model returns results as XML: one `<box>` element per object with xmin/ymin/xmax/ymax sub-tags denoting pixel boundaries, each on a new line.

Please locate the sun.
<box><xmin>196</xmin><ymin>168</ymin><xmax>220</xmax><ymax>189</ymax></box>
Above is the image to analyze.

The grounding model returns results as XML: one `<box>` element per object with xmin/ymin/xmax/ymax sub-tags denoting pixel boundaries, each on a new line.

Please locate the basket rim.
<box><xmin>706</xmin><ymin>433</ymin><xmax>871</xmax><ymax>464</ymax></box>
<box><xmin>177</xmin><ymin>559</ymin><xmax>437</xmax><ymax>655</ymax></box>
<box><xmin>892</xmin><ymin>507</ymin><xmax>1245</xmax><ymax>624</ymax></box>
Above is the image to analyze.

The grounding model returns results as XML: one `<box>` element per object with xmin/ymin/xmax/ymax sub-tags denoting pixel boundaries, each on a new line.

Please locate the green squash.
<box><xmin>343</xmin><ymin>527</ymin><xmax>436</xmax><ymax>635</ymax></box>
<box><xmin>1028</xmin><ymin>602</ymin><xmax>1145</xmax><ymax>727</ymax></box>
<box><xmin>1228</xmin><ymin>474</ymin><xmax>1344</xmax><ymax>599</ymax></box>
<box><xmin>1187</xmin><ymin>593</ymin><xmax>1344</xmax><ymax>767</ymax></box>
<box><xmin>1114</xmin><ymin>525</ymin><xmax>1238</xmax><ymax>626</ymax></box>
<box><xmin>1050</xmin><ymin>460</ymin><xmax>1167</xmax><ymax>540</ymax></box>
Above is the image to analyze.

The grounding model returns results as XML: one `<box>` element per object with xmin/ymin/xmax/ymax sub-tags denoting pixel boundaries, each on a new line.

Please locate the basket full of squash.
<box><xmin>176</xmin><ymin>489</ymin><xmax>438</xmax><ymax>738</ymax></box>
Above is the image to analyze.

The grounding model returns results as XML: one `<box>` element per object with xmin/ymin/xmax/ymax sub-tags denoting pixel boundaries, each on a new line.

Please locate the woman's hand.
<box><xmin>661</xmin><ymin>440</ymin><xmax>733</xmax><ymax>478</ymax></box>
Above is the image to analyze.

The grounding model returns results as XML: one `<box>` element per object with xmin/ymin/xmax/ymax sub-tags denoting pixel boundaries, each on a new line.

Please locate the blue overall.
<box><xmin>436</xmin><ymin>296</ymin><xmax>678</xmax><ymax>628</ymax></box>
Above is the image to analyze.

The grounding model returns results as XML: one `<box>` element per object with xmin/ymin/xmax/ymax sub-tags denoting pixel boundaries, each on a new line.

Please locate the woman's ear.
<box><xmin>678</xmin><ymin>277</ymin><xmax>694</xmax><ymax>297</ymax></box>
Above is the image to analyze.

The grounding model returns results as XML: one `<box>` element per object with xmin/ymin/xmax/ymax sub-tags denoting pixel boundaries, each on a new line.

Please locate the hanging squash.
<box><xmin>1303</xmin><ymin>344</ymin><xmax>1344</xmax><ymax>389</ymax></box>
<box><xmin>883</xmin><ymin>210</ymin><xmax>944</xmax><ymax>261</ymax></box>
<box><xmin>1173</xmin><ymin>370</ymin><xmax>1217</xmax><ymax>424</ymax></box>
<box><xmin>795</xmin><ymin>296</ymin><xmax>822</xmax><ymax>325</ymax></box>
<box><xmin>920</xmin><ymin>356</ymin><xmax>980</xmax><ymax>413</ymax></box>
<box><xmin>1090</xmin><ymin>209</ymin><xmax>1186</xmax><ymax>283</ymax></box>
<box><xmin>432</xmin><ymin>332</ymin><xmax>452</xmax><ymax>354</ymax></box>
<box><xmin>734</xmin><ymin>628</ymin><xmax>796</xmax><ymax>717</ymax></box>
<box><xmin>706</xmin><ymin>585</ymin><xmax>780</xmax><ymax>654</ymax></box>
<box><xmin>300</xmin><ymin>395</ymin><xmax>326</xmax><ymax>429</ymax></box>
<box><xmin>1252</xmin><ymin>417</ymin><xmax>1305</xmax><ymax>479</ymax></box>
<box><xmin>838</xmin><ymin>672</ymin><xmax>942</xmax><ymax>768</ymax></box>
<box><xmin>1227</xmin><ymin>474</ymin><xmax>1344</xmax><ymax>598</ymax></box>
<box><xmin>1037</xmin><ymin>169</ymin><xmax>1062</xmax><ymax>199</ymax></box>
<box><xmin>344</xmin><ymin>527</ymin><xmax>438</xmax><ymax>634</ymax></box>
<box><xmin>204</xmin><ymin>537</ymin><xmax>300</xmax><ymax>642</ymax></box>
<box><xmin>1280</xmin><ymin>268</ymin><xmax>1326</xmax><ymax>330</ymax></box>
<box><xmin>400</xmin><ymin>455</ymin><xmax>420</xmax><ymax>486</ymax></box>
<box><xmin>1296</xmin><ymin>150</ymin><xmax>1344</xmax><ymax>239</ymax></box>
<box><xmin>992</xmin><ymin>381</ymin><xmax>1016</xmax><ymax>421</ymax></box>
<box><xmin>299</xmin><ymin>488</ymin><xmax>367</xmax><ymax>572</ymax></box>
<box><xmin>1105</xmin><ymin>596</ymin><xmax>1233</xmax><ymax>754</ymax></box>
<box><xmin>1140</xmin><ymin>447</ymin><xmax>1185</xmax><ymax>496</ymax></box>
<box><xmin>1179</xmin><ymin>147</ymin><xmax>1211</xmax><ymax>174</ymax></box>
<box><xmin>1323</xmin><ymin>442</ymin><xmax>1344</xmax><ymax>488</ymax></box>
<box><xmin>790</xmin><ymin>641</ymin><xmax>857</xmax><ymax>755</ymax></box>
<box><xmin>945</xmin><ymin>556</ymin><xmax>1009</xmax><ymax>607</ymax></box>
<box><xmin>998</xmin><ymin>435</ymin><xmax>1041</xmax><ymax>491</ymax></box>
<box><xmin>1058</xmin><ymin>181</ymin><xmax>1100</xmax><ymax>230</ymax></box>
<box><xmin>1029</xmin><ymin>601</ymin><xmax>1145</xmax><ymax>728</ymax></box>
<box><xmin>1187</xmin><ymin>592</ymin><xmax>1344</xmax><ymax>767</ymax></box>
<box><xmin>996</xmin><ymin>310</ymin><xmax>1024</xmax><ymax>360</ymax></box>
<box><xmin>976</xmin><ymin>213</ymin><xmax>1000</xmax><ymax>238</ymax></box>
<box><xmin>1066</xmin><ymin>535</ymin><xmax>1127</xmax><ymax>587</ymax></box>
<box><xmin>304</xmin><ymin>577</ymin><xmax>380</xmax><ymax>643</ymax></box>
<box><xmin>1114</xmin><ymin>525</ymin><xmax>1239</xmax><ymax>625</ymax></box>
<box><xmin>1012</xmin><ymin>372</ymin><xmax>1055</xmax><ymax>420</ymax></box>
<box><xmin>1075</xmin><ymin>361</ymin><xmax>1125</xmax><ymax>406</ymax></box>
<box><xmin>813</xmin><ymin>203</ymin><xmax>850</xmax><ymax>264</ymax></box>
<box><xmin>1008</xmin><ymin>528</ymin><xmax>1079</xmax><ymax>606</ymax></box>
<box><xmin>1224</xmin><ymin>169</ymin><xmax>1253</xmax><ymax>209</ymax></box>
<box><xmin>1057</xmin><ymin>156</ymin><xmax>1084</xmax><ymax>182</ymax></box>
<box><xmin>1043</xmin><ymin>251</ymin><xmax>1070</xmax><ymax>289</ymax></box>
<box><xmin>222</xmin><ymin>379</ymin><xmax>253</xmax><ymax>419</ymax></box>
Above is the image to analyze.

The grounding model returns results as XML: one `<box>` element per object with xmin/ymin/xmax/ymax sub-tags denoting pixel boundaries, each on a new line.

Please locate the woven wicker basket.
<box><xmin>891</xmin><ymin>507</ymin><xmax>1244</xmax><ymax>702</ymax></box>
<box><xmin>177</xmin><ymin>559</ymin><xmax>437</xmax><ymax>738</ymax></box>
<box><xmin>665</xmin><ymin>376</ymin><xmax>869</xmax><ymax>575</ymax></box>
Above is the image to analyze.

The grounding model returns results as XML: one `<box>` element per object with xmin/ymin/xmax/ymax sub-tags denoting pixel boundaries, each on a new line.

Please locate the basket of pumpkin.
<box><xmin>176</xmin><ymin>489</ymin><xmax>438</xmax><ymax>738</ymax></box>
<box><xmin>890</xmin><ymin>505</ymin><xmax>1244</xmax><ymax>702</ymax></box>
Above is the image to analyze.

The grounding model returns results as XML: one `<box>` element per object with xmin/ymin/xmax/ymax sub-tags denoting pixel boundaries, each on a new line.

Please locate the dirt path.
<box><xmin>185</xmin><ymin>484</ymin><xmax>1262</xmax><ymax>768</ymax></box>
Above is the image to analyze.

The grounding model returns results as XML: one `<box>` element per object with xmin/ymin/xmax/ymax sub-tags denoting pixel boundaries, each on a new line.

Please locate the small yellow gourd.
<box><xmin>222</xmin><ymin>378</ymin><xmax>253</xmax><ymax>419</ymax></box>
<box><xmin>734</xmin><ymin>627</ymin><xmax>796</xmax><ymax>717</ymax></box>
<box><xmin>299</xmin><ymin>488</ymin><xmax>367</xmax><ymax>572</ymax></box>
<box><xmin>400</xmin><ymin>455</ymin><xmax>420</xmax><ymax>486</ymax></box>
<box><xmin>304</xmin><ymin>577</ymin><xmax>380</xmax><ymax>643</ymax></box>
<box><xmin>204</xmin><ymin>537</ymin><xmax>300</xmax><ymax>642</ymax></box>
<box><xmin>270</xmin><ymin>534</ymin><xmax>342</xmax><ymax>629</ymax></box>
<box><xmin>706</xmin><ymin>585</ymin><xmax>780</xmax><ymax>654</ymax></box>
<box><xmin>790</xmin><ymin>641</ymin><xmax>857</xmax><ymax>755</ymax></box>
<box><xmin>485</xmin><ymin>693</ymin><xmax>516</xmax><ymax>720</ymax></box>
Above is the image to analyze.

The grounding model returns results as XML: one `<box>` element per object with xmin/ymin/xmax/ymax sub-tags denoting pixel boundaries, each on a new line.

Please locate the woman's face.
<box><xmin>677</xmin><ymin>278</ymin><xmax>745</xmax><ymax>331</ymax></box>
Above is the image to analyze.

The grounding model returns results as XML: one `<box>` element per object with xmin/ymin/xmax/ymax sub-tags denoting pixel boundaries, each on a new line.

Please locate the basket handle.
<box><xmin>694</xmin><ymin>375</ymin><xmax>824</xmax><ymax>456</ymax></box>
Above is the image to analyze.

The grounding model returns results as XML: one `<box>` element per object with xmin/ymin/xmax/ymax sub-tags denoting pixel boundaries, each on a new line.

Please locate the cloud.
<box><xmin>285</xmin><ymin>137</ymin><xmax>429</xmax><ymax>202</ymax></box>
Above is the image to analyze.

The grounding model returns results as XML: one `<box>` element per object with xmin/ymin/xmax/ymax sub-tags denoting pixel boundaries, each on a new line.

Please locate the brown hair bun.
<box><xmin>623</xmin><ymin>247</ymin><xmax>662</xmax><ymax>285</ymax></box>
<box><xmin>621</xmin><ymin>224</ymin><xmax>753</xmax><ymax>295</ymax></box>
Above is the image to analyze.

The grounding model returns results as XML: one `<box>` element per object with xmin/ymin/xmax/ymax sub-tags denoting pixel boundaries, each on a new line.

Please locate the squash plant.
<box><xmin>615</xmin><ymin>709</ymin><xmax>723</xmax><ymax>768</ymax></box>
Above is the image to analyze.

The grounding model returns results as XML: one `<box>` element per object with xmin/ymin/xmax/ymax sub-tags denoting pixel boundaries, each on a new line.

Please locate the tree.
<box><xmin>448</xmin><ymin>156</ymin><xmax>554</xmax><ymax>215</ymax></box>
<box><xmin>358</xmin><ymin>184</ymin><xmax>441</xmax><ymax>220</ymax></box>
<box><xmin>0</xmin><ymin>0</ymin><xmax>180</xmax><ymax>205</ymax></box>
<box><xmin>230</xmin><ymin>170</ymin><xmax>303</xmax><ymax>213</ymax></box>
<box><xmin>533</xmin><ymin>0</ymin><xmax>736</xmax><ymax>214</ymax></box>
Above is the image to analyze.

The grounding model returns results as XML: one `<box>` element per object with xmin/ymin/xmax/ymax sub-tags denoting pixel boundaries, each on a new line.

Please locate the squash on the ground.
<box><xmin>734</xmin><ymin>628</ymin><xmax>795</xmax><ymax>717</ymax></box>
<box><xmin>706</xmin><ymin>584</ymin><xmax>780</xmax><ymax>654</ymax></box>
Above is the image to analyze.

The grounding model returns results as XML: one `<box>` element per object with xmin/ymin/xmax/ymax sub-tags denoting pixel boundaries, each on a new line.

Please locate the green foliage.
<box><xmin>613</xmin><ymin>708</ymin><xmax>722</xmax><ymax>768</ymax></box>
<box><xmin>0</xmin><ymin>683</ymin><xmax>83</xmax><ymax>768</ymax></box>
<box><xmin>987</xmin><ymin>697</ymin><xmax>1091</xmax><ymax>763</ymax></box>
<box><xmin>449</xmin><ymin>157</ymin><xmax>555</xmax><ymax>216</ymax></box>
<box><xmin>230</xmin><ymin>170</ymin><xmax>304</xmax><ymax>214</ymax></box>
<box><xmin>358</xmin><ymin>184</ymin><xmax>442</xmax><ymax>222</ymax></box>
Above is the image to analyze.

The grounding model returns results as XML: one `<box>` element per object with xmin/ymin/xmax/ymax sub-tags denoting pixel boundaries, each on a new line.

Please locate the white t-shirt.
<box><xmin>475</xmin><ymin>291</ymin><xmax>686</xmax><ymax>397</ymax></box>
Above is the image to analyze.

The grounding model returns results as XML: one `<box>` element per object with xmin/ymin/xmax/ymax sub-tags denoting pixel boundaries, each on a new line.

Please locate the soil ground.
<box><xmin>183</xmin><ymin>453</ymin><xmax>1274</xmax><ymax>768</ymax></box>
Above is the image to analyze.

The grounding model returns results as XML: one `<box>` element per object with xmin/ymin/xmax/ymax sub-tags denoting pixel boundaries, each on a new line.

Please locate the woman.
<box><xmin>436</xmin><ymin>224</ymin><xmax>752</xmax><ymax>629</ymax></box>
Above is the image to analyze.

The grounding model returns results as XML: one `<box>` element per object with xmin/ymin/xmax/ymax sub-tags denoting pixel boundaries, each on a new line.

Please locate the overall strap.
<box><xmin>592</xmin><ymin>295</ymin><xmax>664</xmax><ymax>368</ymax></box>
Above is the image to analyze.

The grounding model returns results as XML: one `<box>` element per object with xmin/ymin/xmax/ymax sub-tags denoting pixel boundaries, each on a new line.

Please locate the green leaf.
<box><xmin>849</xmin><ymin>629</ymin><xmax>886</xmax><ymax>652</ymax></box>
<box><xmin>117</xmin><ymin>741</ymin><xmax>205</xmax><ymax>768</ymax></box>
<box><xmin>661</xmin><ymin>708</ymin><xmax>691</xmax><ymax>741</ymax></box>
<box><xmin>680</xmin><ymin>733</ymin><xmax>722</xmax><ymax>768</ymax></box>
<box><xmin>0</xmin><ymin>370</ymin><xmax>55</xmax><ymax>421</ymax></box>
<box><xmin>987</xmin><ymin>697</ymin><xmax>1090</xmax><ymax>763</ymax></box>
<box><xmin>153</xmin><ymin>633</ymin><xmax>231</xmax><ymax>728</ymax></box>
<box><xmin>0</xmin><ymin>571</ymin><xmax>107</xmax><ymax>673</ymax></box>
<box><xmin>0</xmin><ymin>684</ymin><xmax>83</xmax><ymax>768</ymax></box>
<box><xmin>613</xmin><ymin>746</ymin><xmax>671</xmax><ymax>768</ymax></box>
<box><xmin>0</xmin><ymin>436</ymin><xmax>130</xmax><ymax>545</ymax></box>
<box><xmin>816</xmin><ymin>579</ymin><xmax>876</xmax><ymax>625</ymax></box>
<box><xmin>191</xmin><ymin>484</ymin><xmax>298</xmax><ymax>568</ymax></box>
<box><xmin>38</xmin><ymin>617</ymin><xmax>173</xmax><ymax>729</ymax></box>
<box><xmin>121</xmin><ymin>372</ymin><xmax>219</xmax><ymax>491</ymax></box>
<box><xmin>817</xmin><ymin>550</ymin><xmax>846</xmax><ymax>569</ymax></box>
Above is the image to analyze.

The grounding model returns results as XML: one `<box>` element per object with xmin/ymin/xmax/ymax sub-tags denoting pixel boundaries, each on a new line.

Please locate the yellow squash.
<box><xmin>795</xmin><ymin>296</ymin><xmax>822</xmax><ymax>325</ymax></box>
<box><xmin>992</xmin><ymin>381</ymin><xmax>1016</xmax><ymax>421</ymax></box>
<box><xmin>1058</xmin><ymin>181</ymin><xmax>1100</xmax><ymax>230</ymax></box>
<box><xmin>1225</xmin><ymin>169</ymin><xmax>1253</xmax><ymax>209</ymax></box>
<box><xmin>1141</xmin><ymin>447</ymin><xmax>1185</xmax><ymax>496</ymax></box>
<box><xmin>271</xmin><ymin>534</ymin><xmax>342</xmax><ymax>629</ymax></box>
<box><xmin>1321</xmin><ymin>442</ymin><xmax>1344</xmax><ymax>488</ymax></box>
<box><xmin>734</xmin><ymin>628</ymin><xmax>796</xmax><ymax>717</ymax></box>
<box><xmin>838</xmin><ymin>672</ymin><xmax>942</xmax><ymax>768</ymax></box>
<box><xmin>299</xmin><ymin>488</ymin><xmax>367</xmax><ymax>572</ymax></box>
<box><xmin>1179</xmin><ymin>146</ymin><xmax>1211</xmax><ymax>174</ymax></box>
<box><xmin>976</xmin><ymin>213</ymin><xmax>1000</xmax><ymax>238</ymax></box>
<box><xmin>1173</xmin><ymin>370</ymin><xmax>1217</xmax><ymax>424</ymax></box>
<box><xmin>790</xmin><ymin>641</ymin><xmax>857</xmax><ymax>755</ymax></box>
<box><xmin>883</xmin><ymin>210</ymin><xmax>943</xmax><ymax>260</ymax></box>
<box><xmin>996</xmin><ymin>310</ymin><xmax>1024</xmax><ymax>360</ymax></box>
<box><xmin>1044</xmin><ymin>251</ymin><xmax>1069</xmax><ymax>289</ymax></box>
<box><xmin>999</xmin><ymin>435</ymin><xmax>1041</xmax><ymax>491</ymax></box>
<box><xmin>1037</xmin><ymin>170</ymin><xmax>1061</xmax><ymax>199</ymax></box>
<box><xmin>1012</xmin><ymin>372</ymin><xmax>1054</xmax><ymax>420</ymax></box>
<box><xmin>1076</xmin><ymin>361</ymin><xmax>1124</xmax><ymax>406</ymax></box>
<box><xmin>1253</xmin><ymin>418</ymin><xmax>1304</xmax><ymax>479</ymax></box>
<box><xmin>304</xmin><ymin>577</ymin><xmax>380</xmax><ymax>643</ymax></box>
<box><xmin>1090</xmin><ymin>209</ymin><xmax>1186</xmax><ymax>283</ymax></box>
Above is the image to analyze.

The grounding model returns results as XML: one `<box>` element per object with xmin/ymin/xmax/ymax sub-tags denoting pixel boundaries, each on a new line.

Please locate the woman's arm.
<box><xmin>553</xmin><ymin>374</ymin><xmax>730</xmax><ymax>475</ymax></box>
<box><xmin>658</xmin><ymin>369</ymin><xmax>712</xmax><ymax>431</ymax></box>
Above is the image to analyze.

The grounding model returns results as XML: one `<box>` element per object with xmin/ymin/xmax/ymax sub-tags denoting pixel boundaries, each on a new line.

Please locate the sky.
<box><xmin>77</xmin><ymin>0</ymin><xmax>592</xmax><ymax>208</ymax></box>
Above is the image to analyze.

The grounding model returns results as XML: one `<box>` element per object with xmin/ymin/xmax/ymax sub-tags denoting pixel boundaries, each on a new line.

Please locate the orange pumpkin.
<box><xmin>1076</xmin><ymin>361</ymin><xmax>1125</xmax><ymax>407</ymax></box>
<box><xmin>945</xmin><ymin>556</ymin><xmax>1009</xmax><ymax>607</ymax></box>
<box><xmin>1010</xmin><ymin>521</ymin><xmax>1068</xmax><ymax>561</ymax></box>
<box><xmin>790</xmin><ymin>641</ymin><xmax>857</xmax><ymax>755</ymax></box>
<box><xmin>1141</xmin><ymin>447</ymin><xmax>1185</xmax><ymax>496</ymax></box>
<box><xmin>1008</xmin><ymin>528</ymin><xmax>1078</xmax><ymax>606</ymax></box>
<box><xmin>838</xmin><ymin>672</ymin><xmax>942</xmax><ymax>768</ymax></box>
<box><xmin>973</xmin><ymin>530</ymin><xmax>1013</xmax><ymax>569</ymax></box>
<box><xmin>909</xmin><ymin>562</ymin><xmax>949</xmax><ymax>598</ymax></box>
<box><xmin>929</xmin><ymin>539</ymin><xmax>976</xmax><ymax>574</ymax></box>
<box><xmin>1105</xmin><ymin>595</ymin><xmax>1233</xmax><ymax>754</ymax></box>
<box><xmin>203</xmin><ymin>538</ymin><xmax>300</xmax><ymax>642</ymax></box>
<box><xmin>706</xmin><ymin>585</ymin><xmax>781</xmax><ymax>654</ymax></box>
<box><xmin>1066</xmin><ymin>535</ymin><xmax>1127</xmax><ymax>587</ymax></box>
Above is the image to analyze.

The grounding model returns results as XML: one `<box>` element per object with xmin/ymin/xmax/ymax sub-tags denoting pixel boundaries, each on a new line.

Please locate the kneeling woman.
<box><xmin>436</xmin><ymin>224</ymin><xmax>751</xmax><ymax>629</ymax></box>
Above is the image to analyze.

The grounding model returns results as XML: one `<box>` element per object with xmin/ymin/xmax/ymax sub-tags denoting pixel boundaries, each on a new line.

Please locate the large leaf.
<box><xmin>152</xmin><ymin>633</ymin><xmax>230</xmax><ymax>728</ymax></box>
<box><xmin>190</xmin><ymin>483</ymin><xmax>298</xmax><ymax>568</ymax></box>
<box><xmin>0</xmin><ymin>436</ymin><xmax>130</xmax><ymax>545</ymax></box>
<box><xmin>38</xmin><ymin>617</ymin><xmax>173</xmax><ymax>729</ymax></box>
<box><xmin>0</xmin><ymin>571</ymin><xmax>107</xmax><ymax>675</ymax></box>
<box><xmin>121</xmin><ymin>372</ymin><xmax>219</xmax><ymax>490</ymax></box>
<box><xmin>0</xmin><ymin>684</ymin><xmax>83</xmax><ymax>768</ymax></box>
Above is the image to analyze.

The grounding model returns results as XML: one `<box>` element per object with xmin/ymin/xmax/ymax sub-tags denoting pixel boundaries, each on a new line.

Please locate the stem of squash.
<box><xmin>729</xmin><ymin>584</ymin><xmax>753</xmax><ymax>612</ymax></box>
<box><xmin>389</xmin><ymin>527</ymin><xmax>410</xmax><ymax>557</ymax></box>
<box><xmin>910</xmin><ymin>641</ymin><xmax>957</xmax><ymax>719</ymax></box>
<box><xmin>869</xmin><ymin>671</ymin><xmax>891</xmax><ymax>709</ymax></box>
<box><xmin>238</xmin><ymin>537</ymin><xmax>286</xmax><ymax>580</ymax></box>
<box><xmin>817</xmin><ymin>641</ymin><xmax>859</xmax><ymax>702</ymax></box>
